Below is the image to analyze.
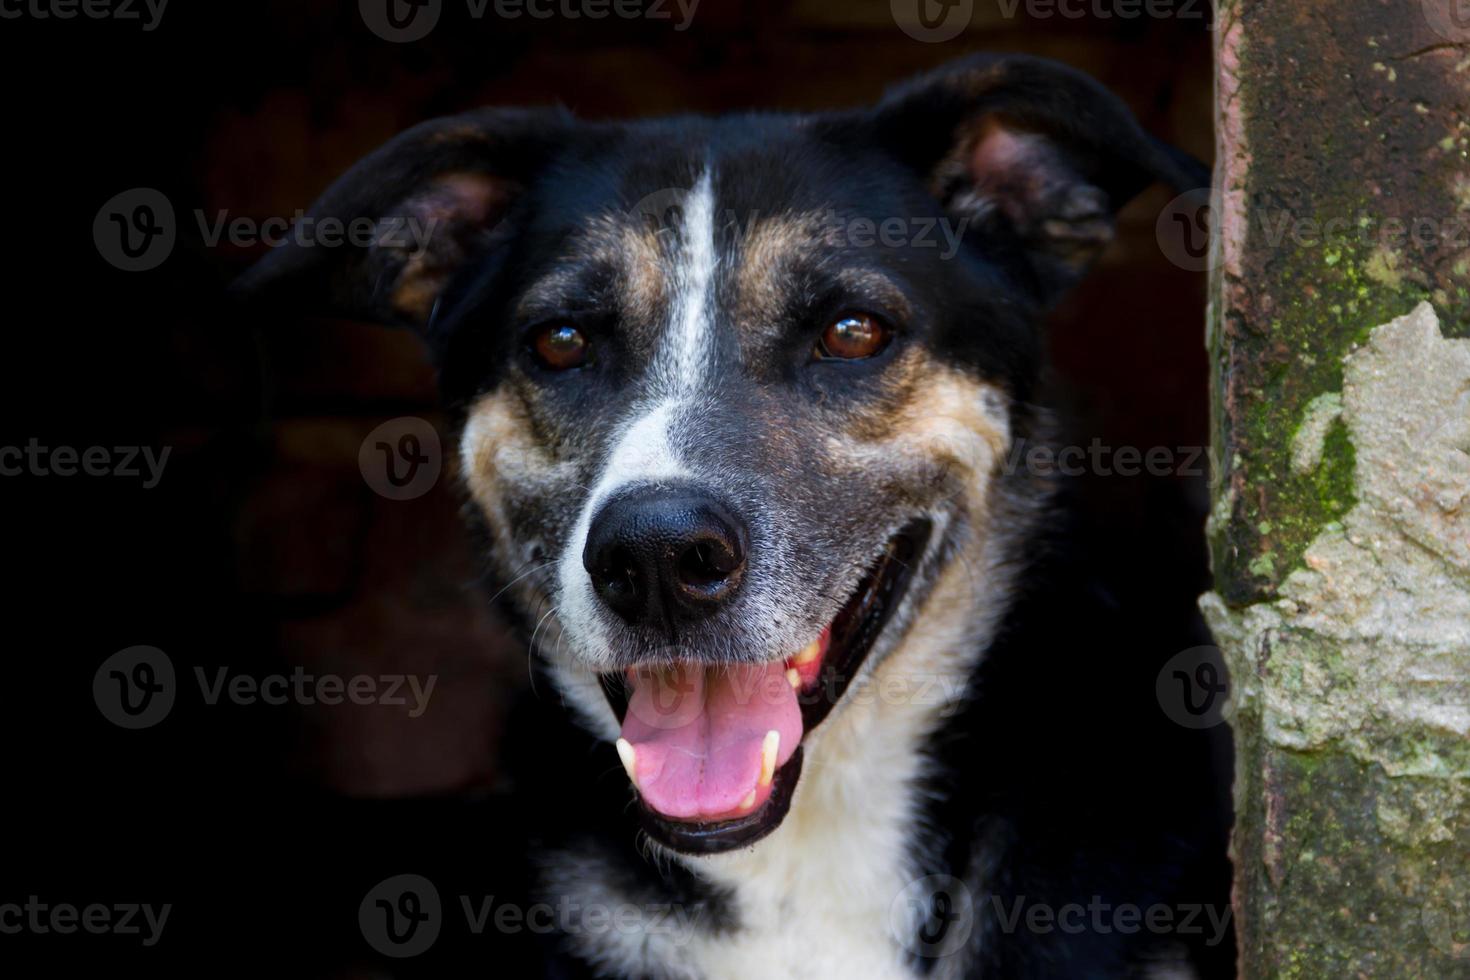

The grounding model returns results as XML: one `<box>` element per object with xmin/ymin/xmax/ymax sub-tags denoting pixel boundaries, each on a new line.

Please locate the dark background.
<box><xmin>5</xmin><ymin>0</ymin><xmax>1215</xmax><ymax>974</ymax></box>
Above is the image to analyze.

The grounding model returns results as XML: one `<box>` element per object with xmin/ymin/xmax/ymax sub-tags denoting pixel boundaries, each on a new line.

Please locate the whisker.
<box><xmin>526</xmin><ymin>599</ymin><xmax>556</xmax><ymax>697</ymax></box>
<box><xmin>487</xmin><ymin>559</ymin><xmax>556</xmax><ymax>606</ymax></box>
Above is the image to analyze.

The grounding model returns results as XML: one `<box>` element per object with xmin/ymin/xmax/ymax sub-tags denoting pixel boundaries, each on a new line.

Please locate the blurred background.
<box><xmin>5</xmin><ymin>0</ymin><xmax>1214</xmax><ymax>974</ymax></box>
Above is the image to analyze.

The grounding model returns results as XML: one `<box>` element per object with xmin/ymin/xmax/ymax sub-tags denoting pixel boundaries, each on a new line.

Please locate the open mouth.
<box><xmin>599</xmin><ymin>519</ymin><xmax>932</xmax><ymax>854</ymax></box>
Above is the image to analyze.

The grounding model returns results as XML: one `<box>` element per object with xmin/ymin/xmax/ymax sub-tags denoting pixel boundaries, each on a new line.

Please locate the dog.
<box><xmin>237</xmin><ymin>54</ymin><xmax>1231</xmax><ymax>978</ymax></box>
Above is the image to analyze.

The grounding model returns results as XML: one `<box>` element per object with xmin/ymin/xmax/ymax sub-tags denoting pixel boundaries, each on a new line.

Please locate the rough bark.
<box><xmin>1206</xmin><ymin>2</ymin><xmax>1470</xmax><ymax>976</ymax></box>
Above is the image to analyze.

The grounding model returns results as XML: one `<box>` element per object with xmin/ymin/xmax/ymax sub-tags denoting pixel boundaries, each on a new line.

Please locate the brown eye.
<box><xmin>816</xmin><ymin>313</ymin><xmax>889</xmax><ymax>360</ymax></box>
<box><xmin>532</xmin><ymin>324</ymin><xmax>590</xmax><ymax>370</ymax></box>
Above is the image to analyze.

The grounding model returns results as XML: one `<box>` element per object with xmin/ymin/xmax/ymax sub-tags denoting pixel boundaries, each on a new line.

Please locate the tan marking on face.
<box><xmin>733</xmin><ymin>213</ymin><xmax>815</xmax><ymax>329</ymax></box>
<box><xmin>583</xmin><ymin>211</ymin><xmax>670</xmax><ymax>326</ymax></box>
<box><xmin>459</xmin><ymin>385</ymin><xmax>577</xmax><ymax>597</ymax></box>
<box><xmin>830</xmin><ymin>360</ymin><xmax>1012</xmax><ymax>515</ymax></box>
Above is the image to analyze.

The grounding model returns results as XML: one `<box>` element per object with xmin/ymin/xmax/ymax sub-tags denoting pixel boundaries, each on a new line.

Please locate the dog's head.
<box><xmin>238</xmin><ymin>55</ymin><xmax>1201</xmax><ymax>855</ymax></box>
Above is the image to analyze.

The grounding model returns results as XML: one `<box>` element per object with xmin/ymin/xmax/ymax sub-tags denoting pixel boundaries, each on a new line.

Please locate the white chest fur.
<box><xmin>681</xmin><ymin>711</ymin><xmax>931</xmax><ymax>980</ymax></box>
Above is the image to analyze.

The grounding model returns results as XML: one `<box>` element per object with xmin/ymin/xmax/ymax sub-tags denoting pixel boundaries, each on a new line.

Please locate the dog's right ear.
<box><xmin>230</xmin><ymin>107</ymin><xmax>573</xmax><ymax>329</ymax></box>
<box><xmin>851</xmin><ymin>55</ymin><xmax>1208</xmax><ymax>306</ymax></box>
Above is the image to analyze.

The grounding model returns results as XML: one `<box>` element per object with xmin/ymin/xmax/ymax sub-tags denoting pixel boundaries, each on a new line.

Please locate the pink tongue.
<box><xmin>620</xmin><ymin>662</ymin><xmax>802</xmax><ymax>821</ymax></box>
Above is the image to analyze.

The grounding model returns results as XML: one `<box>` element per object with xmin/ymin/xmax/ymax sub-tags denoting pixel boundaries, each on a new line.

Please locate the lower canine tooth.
<box><xmin>616</xmin><ymin>738</ymin><xmax>638</xmax><ymax>787</ymax></box>
<box><xmin>740</xmin><ymin>790</ymin><xmax>757</xmax><ymax>811</ymax></box>
<box><xmin>786</xmin><ymin>668</ymin><xmax>801</xmax><ymax>689</ymax></box>
<box><xmin>760</xmin><ymin>730</ymin><xmax>779</xmax><ymax>787</ymax></box>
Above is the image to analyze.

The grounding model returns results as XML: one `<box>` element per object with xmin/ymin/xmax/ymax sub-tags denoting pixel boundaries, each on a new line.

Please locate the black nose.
<box><xmin>583</xmin><ymin>488</ymin><xmax>748</xmax><ymax>628</ymax></box>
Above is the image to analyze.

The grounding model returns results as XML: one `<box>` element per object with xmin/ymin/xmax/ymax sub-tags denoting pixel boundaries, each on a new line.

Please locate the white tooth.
<box><xmin>740</xmin><ymin>789</ymin><xmax>757</xmax><ymax>811</ymax></box>
<box><xmin>786</xmin><ymin>668</ymin><xmax>801</xmax><ymax>689</ymax></box>
<box><xmin>616</xmin><ymin>738</ymin><xmax>638</xmax><ymax>787</ymax></box>
<box><xmin>760</xmin><ymin>730</ymin><xmax>779</xmax><ymax>787</ymax></box>
<box><xmin>794</xmin><ymin>639</ymin><xmax>821</xmax><ymax>666</ymax></box>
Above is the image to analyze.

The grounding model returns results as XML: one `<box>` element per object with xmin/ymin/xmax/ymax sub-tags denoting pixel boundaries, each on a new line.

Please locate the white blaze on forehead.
<box><xmin>656</xmin><ymin>170</ymin><xmax>719</xmax><ymax>392</ymax></box>
<box><xmin>554</xmin><ymin>170</ymin><xmax>720</xmax><ymax>668</ymax></box>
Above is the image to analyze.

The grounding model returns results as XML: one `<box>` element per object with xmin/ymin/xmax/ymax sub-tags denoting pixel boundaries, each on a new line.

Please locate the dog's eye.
<box><xmin>815</xmin><ymin>313</ymin><xmax>890</xmax><ymax>361</ymax></box>
<box><xmin>531</xmin><ymin>324</ymin><xmax>591</xmax><ymax>370</ymax></box>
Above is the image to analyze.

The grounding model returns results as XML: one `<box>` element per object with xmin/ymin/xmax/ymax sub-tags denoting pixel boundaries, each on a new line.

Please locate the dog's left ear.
<box><xmin>857</xmin><ymin>55</ymin><xmax>1208</xmax><ymax>304</ymax></box>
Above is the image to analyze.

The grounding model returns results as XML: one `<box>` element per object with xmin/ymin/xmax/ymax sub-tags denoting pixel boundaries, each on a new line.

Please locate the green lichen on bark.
<box><xmin>1211</xmin><ymin>189</ymin><xmax>1448</xmax><ymax>605</ymax></box>
<box><xmin>1210</xmin><ymin>0</ymin><xmax>1470</xmax><ymax>606</ymax></box>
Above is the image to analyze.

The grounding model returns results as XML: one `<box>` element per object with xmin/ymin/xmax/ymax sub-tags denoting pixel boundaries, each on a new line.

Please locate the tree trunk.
<box><xmin>1204</xmin><ymin>2</ymin><xmax>1470</xmax><ymax>975</ymax></box>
